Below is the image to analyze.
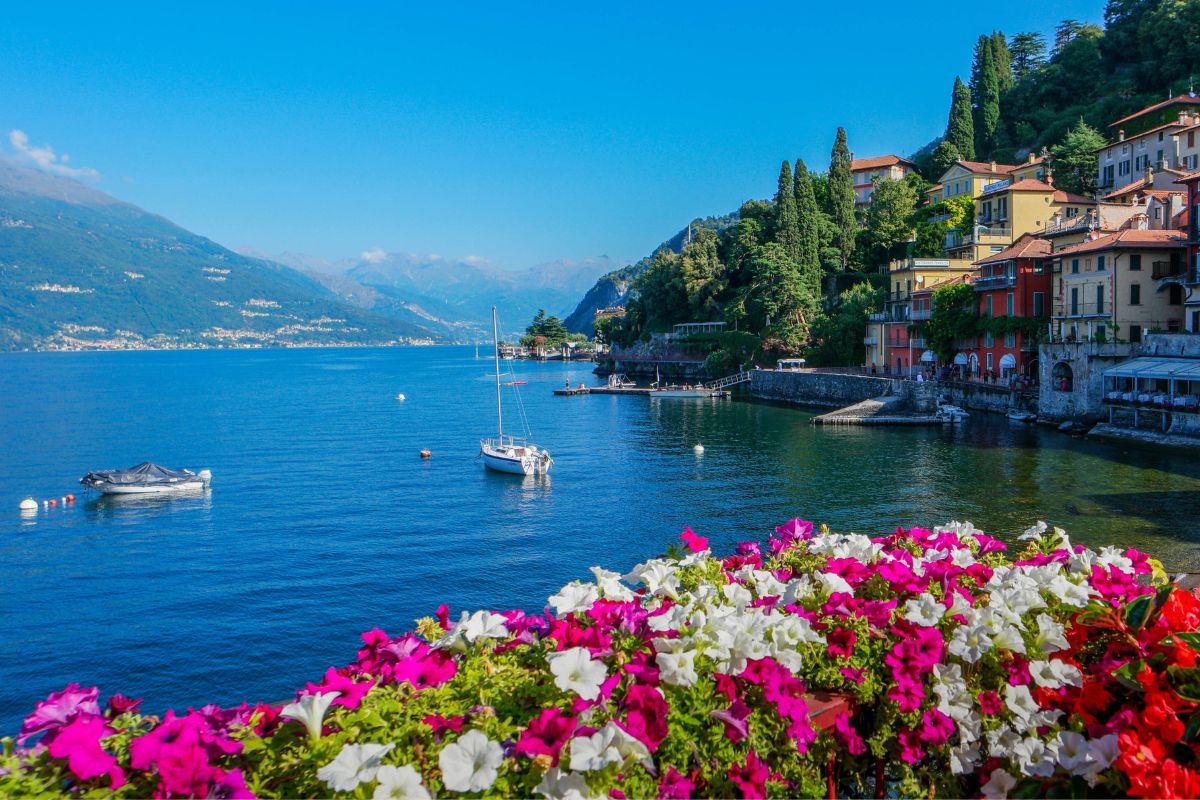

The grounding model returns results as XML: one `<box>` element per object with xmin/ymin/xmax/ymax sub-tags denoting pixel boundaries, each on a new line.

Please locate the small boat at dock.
<box><xmin>935</xmin><ymin>403</ymin><xmax>970</xmax><ymax>423</ymax></box>
<box><xmin>80</xmin><ymin>462</ymin><xmax>212</xmax><ymax>495</ymax></box>
<box><xmin>1007</xmin><ymin>409</ymin><xmax>1037</xmax><ymax>423</ymax></box>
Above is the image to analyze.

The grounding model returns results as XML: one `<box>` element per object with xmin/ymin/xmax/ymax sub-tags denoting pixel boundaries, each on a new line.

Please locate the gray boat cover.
<box><xmin>80</xmin><ymin>462</ymin><xmax>199</xmax><ymax>486</ymax></box>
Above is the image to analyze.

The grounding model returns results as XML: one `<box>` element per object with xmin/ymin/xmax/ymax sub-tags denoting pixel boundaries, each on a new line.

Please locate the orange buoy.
<box><xmin>66</xmin><ymin>494</ymin><xmax>74</xmax><ymax>503</ymax></box>
<box><xmin>49</xmin><ymin>498</ymin><xmax>57</xmax><ymax>506</ymax></box>
<box><xmin>420</xmin><ymin>449</ymin><xmax>432</xmax><ymax>458</ymax></box>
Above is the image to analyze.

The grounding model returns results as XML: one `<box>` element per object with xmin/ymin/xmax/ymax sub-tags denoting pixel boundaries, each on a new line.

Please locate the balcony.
<box><xmin>863</xmin><ymin>336</ymin><xmax>877</xmax><ymax>346</ymax></box>
<box><xmin>1152</xmin><ymin>261</ymin><xmax>1185</xmax><ymax>280</ymax></box>
<box><xmin>928</xmin><ymin>212</ymin><xmax>951</xmax><ymax>224</ymax></box>
<box><xmin>867</xmin><ymin>312</ymin><xmax>886</xmax><ymax>323</ymax></box>
<box><xmin>910</xmin><ymin>309</ymin><xmax>931</xmax><ymax>321</ymax></box>
<box><xmin>969</xmin><ymin>225</ymin><xmax>1013</xmax><ymax>243</ymax></box>
<box><xmin>973</xmin><ymin>275</ymin><xmax>1016</xmax><ymax>291</ymax></box>
<box><xmin>908</xmin><ymin>337</ymin><xmax>927</xmax><ymax>349</ymax></box>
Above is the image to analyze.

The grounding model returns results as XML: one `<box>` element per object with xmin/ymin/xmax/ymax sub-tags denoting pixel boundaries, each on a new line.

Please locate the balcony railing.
<box><xmin>908</xmin><ymin>337</ymin><xmax>927</xmax><ymax>348</ymax></box>
<box><xmin>972</xmin><ymin>225</ymin><xmax>1013</xmax><ymax>242</ymax></box>
<box><xmin>973</xmin><ymin>275</ymin><xmax>1016</xmax><ymax>291</ymax></box>
<box><xmin>1152</xmin><ymin>261</ymin><xmax>1185</xmax><ymax>280</ymax></box>
<box><xmin>928</xmin><ymin>212</ymin><xmax>951</xmax><ymax>224</ymax></box>
<box><xmin>863</xmin><ymin>336</ymin><xmax>877</xmax><ymax>346</ymax></box>
<box><xmin>910</xmin><ymin>309</ymin><xmax>931</xmax><ymax>321</ymax></box>
<box><xmin>867</xmin><ymin>312</ymin><xmax>886</xmax><ymax>323</ymax></box>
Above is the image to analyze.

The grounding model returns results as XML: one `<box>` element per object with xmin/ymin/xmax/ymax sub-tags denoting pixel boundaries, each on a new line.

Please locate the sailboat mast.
<box><xmin>492</xmin><ymin>306</ymin><xmax>503</xmax><ymax>440</ymax></box>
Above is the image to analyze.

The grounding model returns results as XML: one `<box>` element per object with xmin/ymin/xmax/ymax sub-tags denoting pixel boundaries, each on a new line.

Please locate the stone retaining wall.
<box><xmin>750</xmin><ymin>369</ymin><xmax>896</xmax><ymax>407</ymax></box>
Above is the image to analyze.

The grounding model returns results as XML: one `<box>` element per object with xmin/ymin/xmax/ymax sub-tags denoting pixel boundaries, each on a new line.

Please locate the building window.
<box><xmin>1130</xmin><ymin>254</ymin><xmax>1141</xmax><ymax>271</ymax></box>
<box><xmin>985</xmin><ymin>296</ymin><xmax>993</xmax><ymax>317</ymax></box>
<box><xmin>1096</xmin><ymin>284</ymin><xmax>1104</xmax><ymax>315</ymax></box>
<box><xmin>1066</xmin><ymin>207</ymin><xmax>1079</xmax><ymax>218</ymax></box>
<box><xmin>1003</xmin><ymin>331</ymin><xmax>1016</xmax><ymax>347</ymax></box>
<box><xmin>1130</xmin><ymin>283</ymin><xmax>1141</xmax><ymax>305</ymax></box>
<box><xmin>986</xmin><ymin>353</ymin><xmax>993</xmax><ymax>371</ymax></box>
<box><xmin>1006</xmin><ymin>293</ymin><xmax>1014</xmax><ymax>315</ymax></box>
<box><xmin>1033</xmin><ymin>292</ymin><xmax>1044</xmax><ymax>316</ymax></box>
<box><xmin>1170</xmin><ymin>284</ymin><xmax>1184</xmax><ymax>305</ymax></box>
<box><xmin>1071</xmin><ymin>259</ymin><xmax>1080</xmax><ymax>274</ymax></box>
<box><xmin>1190</xmin><ymin>131</ymin><xmax>1196</xmax><ymax>148</ymax></box>
<box><xmin>1130</xmin><ymin>324</ymin><xmax>1142</xmax><ymax>343</ymax></box>
<box><xmin>1097</xmin><ymin>255</ymin><xmax>1106</xmax><ymax>271</ymax></box>
<box><xmin>984</xmin><ymin>330</ymin><xmax>994</xmax><ymax>347</ymax></box>
<box><xmin>1071</xmin><ymin>287</ymin><xmax>1079</xmax><ymax>315</ymax></box>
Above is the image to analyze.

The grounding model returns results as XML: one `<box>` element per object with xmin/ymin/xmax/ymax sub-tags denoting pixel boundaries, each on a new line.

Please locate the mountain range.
<box><xmin>0</xmin><ymin>158</ymin><xmax>620</xmax><ymax>350</ymax></box>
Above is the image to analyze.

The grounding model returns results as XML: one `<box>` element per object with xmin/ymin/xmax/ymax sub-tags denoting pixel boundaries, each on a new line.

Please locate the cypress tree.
<box><xmin>971</xmin><ymin>36</ymin><xmax>1001</xmax><ymax>158</ymax></box>
<box><xmin>828</xmin><ymin>127</ymin><xmax>855</xmax><ymax>270</ymax></box>
<box><xmin>991</xmin><ymin>31</ymin><xmax>1013</xmax><ymax>93</ymax></box>
<box><xmin>793</xmin><ymin>159</ymin><xmax>822</xmax><ymax>307</ymax></box>
<box><xmin>773</xmin><ymin>160</ymin><xmax>801</xmax><ymax>264</ymax></box>
<box><xmin>945</xmin><ymin>77</ymin><xmax>975</xmax><ymax>162</ymax></box>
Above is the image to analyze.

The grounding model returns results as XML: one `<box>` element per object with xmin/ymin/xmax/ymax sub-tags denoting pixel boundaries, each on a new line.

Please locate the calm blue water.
<box><xmin>2</xmin><ymin>345</ymin><xmax>1199</xmax><ymax>733</ymax></box>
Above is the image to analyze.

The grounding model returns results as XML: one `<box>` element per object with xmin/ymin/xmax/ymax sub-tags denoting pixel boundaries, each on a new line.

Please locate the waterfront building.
<box><xmin>1177</xmin><ymin>169</ymin><xmax>1200</xmax><ymax>332</ymax></box>
<box><xmin>909</xmin><ymin>274</ymin><xmax>973</xmax><ymax>374</ymax></box>
<box><xmin>873</xmin><ymin>257</ymin><xmax>977</xmax><ymax>375</ymax></box>
<box><xmin>948</xmin><ymin>177</ymin><xmax>1093</xmax><ymax>263</ymax></box>
<box><xmin>933</xmin><ymin>159</ymin><xmax>1016</xmax><ymax>205</ymax></box>
<box><xmin>1048</xmin><ymin>228</ymin><xmax>1188</xmax><ymax>345</ymax></box>
<box><xmin>1097</xmin><ymin>100</ymin><xmax>1200</xmax><ymax>193</ymax></box>
<box><xmin>850</xmin><ymin>155</ymin><xmax>918</xmax><ymax>207</ymax></box>
<box><xmin>970</xmin><ymin>234</ymin><xmax>1052</xmax><ymax>381</ymax></box>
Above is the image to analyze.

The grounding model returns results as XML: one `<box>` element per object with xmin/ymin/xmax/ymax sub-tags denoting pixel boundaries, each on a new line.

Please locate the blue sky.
<box><xmin>2</xmin><ymin>1</ymin><xmax>1104</xmax><ymax>269</ymax></box>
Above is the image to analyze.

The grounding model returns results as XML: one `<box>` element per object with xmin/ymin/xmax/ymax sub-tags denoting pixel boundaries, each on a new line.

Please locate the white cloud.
<box><xmin>360</xmin><ymin>247</ymin><xmax>387</xmax><ymax>264</ymax></box>
<box><xmin>9</xmin><ymin>130</ymin><xmax>100</xmax><ymax>180</ymax></box>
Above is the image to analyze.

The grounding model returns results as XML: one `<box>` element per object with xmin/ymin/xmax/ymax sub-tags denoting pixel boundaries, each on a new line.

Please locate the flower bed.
<box><xmin>3</xmin><ymin>519</ymin><xmax>1200</xmax><ymax>798</ymax></box>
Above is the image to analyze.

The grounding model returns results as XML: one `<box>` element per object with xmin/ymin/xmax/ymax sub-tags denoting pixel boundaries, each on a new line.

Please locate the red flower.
<box><xmin>727</xmin><ymin>750</ymin><xmax>770</xmax><ymax>798</ymax></box>
<box><xmin>514</xmin><ymin>708</ymin><xmax>575</xmax><ymax>765</ymax></box>
<box><xmin>1162</xmin><ymin>588</ymin><xmax>1200</xmax><ymax>632</ymax></box>
<box><xmin>617</xmin><ymin>684</ymin><xmax>669</xmax><ymax>751</ymax></box>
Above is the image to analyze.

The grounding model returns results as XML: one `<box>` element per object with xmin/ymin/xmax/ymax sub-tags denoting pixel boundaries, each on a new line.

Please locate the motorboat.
<box><xmin>935</xmin><ymin>403</ymin><xmax>970</xmax><ymax>423</ymax></box>
<box><xmin>1007</xmin><ymin>409</ymin><xmax>1037</xmax><ymax>423</ymax></box>
<box><xmin>80</xmin><ymin>462</ymin><xmax>212</xmax><ymax>495</ymax></box>
<box><xmin>607</xmin><ymin>373</ymin><xmax>636</xmax><ymax>388</ymax></box>
<box><xmin>480</xmin><ymin>307</ymin><xmax>553</xmax><ymax>476</ymax></box>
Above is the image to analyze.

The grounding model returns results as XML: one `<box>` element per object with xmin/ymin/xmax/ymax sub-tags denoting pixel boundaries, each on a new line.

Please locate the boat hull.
<box><xmin>480</xmin><ymin>440</ymin><xmax>552</xmax><ymax>476</ymax></box>
<box><xmin>88</xmin><ymin>481</ymin><xmax>206</xmax><ymax>495</ymax></box>
<box><xmin>652</xmin><ymin>389</ymin><xmax>728</xmax><ymax>398</ymax></box>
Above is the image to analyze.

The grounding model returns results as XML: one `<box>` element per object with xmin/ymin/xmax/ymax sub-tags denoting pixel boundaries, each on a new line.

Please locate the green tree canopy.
<box><xmin>679</xmin><ymin>228</ymin><xmax>725</xmax><ymax>319</ymax></box>
<box><xmin>1009</xmin><ymin>32</ymin><xmax>1047</xmax><ymax>80</ymax></box>
<box><xmin>828</xmin><ymin>128</ymin><xmax>856</xmax><ymax>271</ymax></box>
<box><xmin>773</xmin><ymin>160</ymin><xmax>801</xmax><ymax>264</ymax></box>
<box><xmin>807</xmin><ymin>282</ymin><xmax>885</xmax><ymax>367</ymax></box>
<box><xmin>945</xmin><ymin>77</ymin><xmax>975</xmax><ymax>162</ymax></box>
<box><xmin>971</xmin><ymin>34</ymin><xmax>1002</xmax><ymax>158</ymax></box>
<box><xmin>922</xmin><ymin>282</ymin><xmax>979</xmax><ymax>361</ymax></box>
<box><xmin>862</xmin><ymin>176</ymin><xmax>917</xmax><ymax>267</ymax></box>
<box><xmin>1049</xmin><ymin>119</ymin><xmax>1105</xmax><ymax>197</ymax></box>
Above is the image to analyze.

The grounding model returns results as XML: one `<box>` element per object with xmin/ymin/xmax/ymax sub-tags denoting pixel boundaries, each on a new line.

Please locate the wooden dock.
<box><xmin>553</xmin><ymin>386</ymin><xmax>657</xmax><ymax>396</ymax></box>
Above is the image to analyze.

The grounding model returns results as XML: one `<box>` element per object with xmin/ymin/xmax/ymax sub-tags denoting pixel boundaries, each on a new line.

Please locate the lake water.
<box><xmin>2</xmin><ymin>345</ymin><xmax>1199</xmax><ymax>733</ymax></box>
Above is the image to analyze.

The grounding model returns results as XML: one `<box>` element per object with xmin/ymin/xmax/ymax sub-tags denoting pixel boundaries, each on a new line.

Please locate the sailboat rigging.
<box><xmin>479</xmin><ymin>307</ymin><xmax>553</xmax><ymax>476</ymax></box>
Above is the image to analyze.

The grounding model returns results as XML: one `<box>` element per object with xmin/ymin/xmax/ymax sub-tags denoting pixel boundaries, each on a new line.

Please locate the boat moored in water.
<box><xmin>652</xmin><ymin>387</ymin><xmax>730</xmax><ymax>398</ymax></box>
<box><xmin>1007</xmin><ymin>409</ymin><xmax>1037</xmax><ymax>423</ymax></box>
<box><xmin>480</xmin><ymin>307</ymin><xmax>553</xmax><ymax>476</ymax></box>
<box><xmin>80</xmin><ymin>462</ymin><xmax>212</xmax><ymax>495</ymax></box>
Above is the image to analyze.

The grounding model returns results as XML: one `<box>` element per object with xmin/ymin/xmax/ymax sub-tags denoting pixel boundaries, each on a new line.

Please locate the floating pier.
<box><xmin>811</xmin><ymin>396</ymin><xmax>941</xmax><ymax>426</ymax></box>
<box><xmin>554</xmin><ymin>386</ymin><xmax>658</xmax><ymax>396</ymax></box>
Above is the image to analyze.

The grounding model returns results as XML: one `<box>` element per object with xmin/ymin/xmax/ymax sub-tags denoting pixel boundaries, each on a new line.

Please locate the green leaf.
<box><xmin>1184</xmin><ymin>712</ymin><xmax>1200</xmax><ymax>743</ymax></box>
<box><xmin>1123</xmin><ymin>594</ymin><xmax>1153</xmax><ymax>630</ymax></box>
<box><xmin>1112</xmin><ymin>659</ymin><xmax>1145</xmax><ymax>691</ymax></box>
<box><xmin>1170</xmin><ymin>632</ymin><xmax>1200</xmax><ymax>650</ymax></box>
<box><xmin>1167</xmin><ymin>666</ymin><xmax>1200</xmax><ymax>703</ymax></box>
<box><xmin>1012</xmin><ymin>777</ymin><xmax>1044</xmax><ymax>799</ymax></box>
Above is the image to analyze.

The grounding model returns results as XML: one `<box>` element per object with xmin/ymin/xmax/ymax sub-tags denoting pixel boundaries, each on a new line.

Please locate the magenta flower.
<box><xmin>710</xmin><ymin>699</ymin><xmax>751</xmax><ymax>743</ymax></box>
<box><xmin>105</xmin><ymin>693</ymin><xmax>141</xmax><ymax>717</ymax></box>
<box><xmin>210</xmin><ymin>767</ymin><xmax>254</xmax><ymax>799</ymax></box>
<box><xmin>422</xmin><ymin>714</ymin><xmax>465</xmax><ymax>735</ymax></box>
<box><xmin>303</xmin><ymin>667</ymin><xmax>373</xmax><ymax>710</ymax></box>
<box><xmin>618</xmin><ymin>684</ymin><xmax>669</xmax><ymax>751</ymax></box>
<box><xmin>833</xmin><ymin>712</ymin><xmax>866</xmax><ymax>756</ymax></box>
<box><xmin>727</xmin><ymin>749</ymin><xmax>771</xmax><ymax>798</ymax></box>
<box><xmin>897</xmin><ymin>727</ymin><xmax>924</xmax><ymax>764</ymax></box>
<box><xmin>659</xmin><ymin>766</ymin><xmax>695</xmax><ymax>799</ymax></box>
<box><xmin>826</xmin><ymin>627</ymin><xmax>856</xmax><ymax>660</ymax></box>
<box><xmin>978</xmin><ymin>690</ymin><xmax>1003</xmax><ymax>715</ymax></box>
<box><xmin>514</xmin><ymin>708</ymin><xmax>575</xmax><ymax>765</ymax></box>
<box><xmin>839</xmin><ymin>667</ymin><xmax>866</xmax><ymax>684</ymax></box>
<box><xmin>680</xmin><ymin>526</ymin><xmax>709</xmax><ymax>552</ymax></box>
<box><xmin>18</xmin><ymin>684</ymin><xmax>101</xmax><ymax>744</ymax></box>
<box><xmin>919</xmin><ymin>708</ymin><xmax>955</xmax><ymax>746</ymax></box>
<box><xmin>45</xmin><ymin>714</ymin><xmax>125</xmax><ymax>788</ymax></box>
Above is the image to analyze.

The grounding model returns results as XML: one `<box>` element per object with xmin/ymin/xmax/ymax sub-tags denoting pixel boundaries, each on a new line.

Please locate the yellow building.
<box><xmin>934</xmin><ymin>159</ymin><xmax>1015</xmax><ymax>203</ymax></box>
<box><xmin>1050</xmin><ymin>229</ymin><xmax>1188</xmax><ymax>344</ymax></box>
<box><xmin>863</xmin><ymin>257</ymin><xmax>977</xmax><ymax>371</ymax></box>
<box><xmin>948</xmin><ymin>178</ymin><xmax>1094</xmax><ymax>262</ymax></box>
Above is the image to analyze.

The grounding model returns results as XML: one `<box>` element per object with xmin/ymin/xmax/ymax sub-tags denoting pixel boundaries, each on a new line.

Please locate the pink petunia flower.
<box><xmin>659</xmin><ymin>766</ymin><xmax>695</xmax><ymax>799</ymax></box>
<box><xmin>18</xmin><ymin>684</ymin><xmax>101</xmax><ymax>744</ymax></box>
<box><xmin>710</xmin><ymin>699</ymin><xmax>751</xmax><ymax>743</ymax></box>
<box><xmin>45</xmin><ymin>714</ymin><xmax>125</xmax><ymax>789</ymax></box>
<box><xmin>833</xmin><ymin>712</ymin><xmax>866</xmax><ymax>756</ymax></box>
<box><xmin>680</xmin><ymin>526</ymin><xmax>709</xmax><ymax>552</ymax></box>
<box><xmin>514</xmin><ymin>708</ymin><xmax>575</xmax><ymax>765</ymax></box>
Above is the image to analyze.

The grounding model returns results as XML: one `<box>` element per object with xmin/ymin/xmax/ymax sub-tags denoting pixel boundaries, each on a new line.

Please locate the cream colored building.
<box><xmin>850</xmin><ymin>155</ymin><xmax>918</xmax><ymax>207</ymax></box>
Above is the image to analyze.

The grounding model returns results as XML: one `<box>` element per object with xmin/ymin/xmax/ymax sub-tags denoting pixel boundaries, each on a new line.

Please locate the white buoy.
<box><xmin>42</xmin><ymin>500</ymin><xmax>49</xmax><ymax>508</ymax></box>
<box><xmin>693</xmin><ymin>443</ymin><xmax>705</xmax><ymax>455</ymax></box>
<box><xmin>19</xmin><ymin>497</ymin><xmax>37</xmax><ymax>512</ymax></box>
<box><xmin>396</xmin><ymin>393</ymin><xmax>406</xmax><ymax>401</ymax></box>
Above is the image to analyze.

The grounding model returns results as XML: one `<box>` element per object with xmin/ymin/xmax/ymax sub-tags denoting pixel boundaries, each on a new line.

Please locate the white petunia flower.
<box><xmin>722</xmin><ymin>582</ymin><xmax>753</xmax><ymax>610</ymax></box>
<box><xmin>1054</xmin><ymin>731</ymin><xmax>1094</xmax><ymax>774</ymax></box>
<box><xmin>279</xmin><ymin>691</ymin><xmax>340</xmax><ymax>740</ymax></box>
<box><xmin>569</xmin><ymin>726</ymin><xmax>622</xmax><ymax>772</ymax></box>
<box><xmin>981</xmin><ymin>768</ymin><xmax>1017</xmax><ymax>799</ymax></box>
<box><xmin>781</xmin><ymin>575</ymin><xmax>815</xmax><ymax>604</ymax></box>
<box><xmin>948</xmin><ymin>742</ymin><xmax>981</xmax><ymax>775</ymax></box>
<box><xmin>656</xmin><ymin>648</ymin><xmax>699</xmax><ymax>687</ymax></box>
<box><xmin>1029</xmin><ymin>658</ymin><xmax>1083</xmax><ymax>689</ymax></box>
<box><xmin>903</xmin><ymin>593</ymin><xmax>945</xmax><ymax>627</ymax></box>
<box><xmin>373</xmin><ymin>764</ymin><xmax>432</xmax><ymax>800</ymax></box>
<box><xmin>589</xmin><ymin>567</ymin><xmax>634</xmax><ymax>602</ymax></box>
<box><xmin>1088</xmin><ymin>733</ymin><xmax>1119</xmax><ymax>772</ymax></box>
<box><xmin>549</xmin><ymin>582</ymin><xmax>600</xmax><ymax>616</ymax></box>
<box><xmin>1014</xmin><ymin>736</ymin><xmax>1056</xmax><ymax>777</ymax></box>
<box><xmin>1096</xmin><ymin>547</ymin><xmax>1134</xmax><ymax>574</ymax></box>
<box><xmin>624</xmin><ymin>559</ymin><xmax>680</xmax><ymax>597</ymax></box>
<box><xmin>433</xmin><ymin>611</ymin><xmax>471</xmax><ymax>652</ymax></box>
<box><xmin>948</xmin><ymin>623</ymin><xmax>993</xmax><ymax>663</ymax></box>
<box><xmin>1035</xmin><ymin>613</ymin><xmax>1069</xmax><ymax>654</ymax></box>
<box><xmin>1019</xmin><ymin>521</ymin><xmax>1048</xmax><ymax>541</ymax></box>
<box><xmin>1004</xmin><ymin>684</ymin><xmax>1042</xmax><ymax>729</ymax></box>
<box><xmin>814</xmin><ymin>571</ymin><xmax>854</xmax><ymax>597</ymax></box>
<box><xmin>535</xmin><ymin>767</ymin><xmax>593</xmax><ymax>799</ymax></box>
<box><xmin>463</xmin><ymin>610</ymin><xmax>509</xmax><ymax>642</ymax></box>
<box><xmin>318</xmin><ymin>742</ymin><xmax>396</xmax><ymax>793</ymax></box>
<box><xmin>548</xmin><ymin>647</ymin><xmax>608</xmax><ymax>700</ymax></box>
<box><xmin>439</xmin><ymin>729</ymin><xmax>503</xmax><ymax>793</ymax></box>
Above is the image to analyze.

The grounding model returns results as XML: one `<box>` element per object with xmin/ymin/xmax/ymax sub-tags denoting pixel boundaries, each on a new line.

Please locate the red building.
<box><xmin>1179</xmin><ymin>170</ymin><xmax>1200</xmax><ymax>332</ymax></box>
<box><xmin>970</xmin><ymin>233</ymin><xmax>1052</xmax><ymax>381</ymax></box>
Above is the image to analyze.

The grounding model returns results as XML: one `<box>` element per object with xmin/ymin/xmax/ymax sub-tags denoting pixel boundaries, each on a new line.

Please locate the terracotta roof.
<box><xmin>1108</xmin><ymin>94</ymin><xmax>1200</xmax><ymax>128</ymax></box>
<box><xmin>975</xmin><ymin>234</ymin><xmax>1052</xmax><ymax>265</ymax></box>
<box><xmin>1099</xmin><ymin>118</ymin><xmax>1195</xmax><ymax>149</ymax></box>
<box><xmin>1176</xmin><ymin>169</ymin><xmax>1200</xmax><ymax>184</ymax></box>
<box><xmin>1145</xmin><ymin>189</ymin><xmax>1186</xmax><ymax>200</ymax></box>
<box><xmin>1053</xmin><ymin>189</ymin><xmax>1094</xmax><ymax>204</ymax></box>
<box><xmin>1002</xmin><ymin>155</ymin><xmax>1047</xmax><ymax>173</ymax></box>
<box><xmin>980</xmin><ymin>177</ymin><xmax>1060</xmax><ymax>195</ymax></box>
<box><xmin>1102</xmin><ymin>169</ymin><xmax>1188</xmax><ymax>199</ymax></box>
<box><xmin>850</xmin><ymin>155</ymin><xmax>917</xmax><ymax>172</ymax></box>
<box><xmin>1052</xmin><ymin>228</ymin><xmax>1186</xmax><ymax>257</ymax></box>
<box><xmin>954</xmin><ymin>159</ymin><xmax>1017</xmax><ymax>175</ymax></box>
<box><xmin>925</xmin><ymin>183</ymin><xmax>944</xmax><ymax>192</ymax></box>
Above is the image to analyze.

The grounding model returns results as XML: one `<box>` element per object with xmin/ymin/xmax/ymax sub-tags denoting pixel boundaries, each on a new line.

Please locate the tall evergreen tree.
<box><xmin>991</xmin><ymin>31</ymin><xmax>1013</xmax><ymax>93</ymax></box>
<box><xmin>792</xmin><ymin>159</ymin><xmax>823</xmax><ymax>309</ymax></box>
<box><xmin>945</xmin><ymin>76</ymin><xmax>975</xmax><ymax>162</ymax></box>
<box><xmin>773</xmin><ymin>160</ymin><xmax>801</xmax><ymax>264</ymax></box>
<box><xmin>931</xmin><ymin>141</ymin><xmax>961</xmax><ymax>177</ymax></box>
<box><xmin>971</xmin><ymin>36</ymin><xmax>1001</xmax><ymax>158</ymax></box>
<box><xmin>1053</xmin><ymin>20</ymin><xmax>1085</xmax><ymax>55</ymax></box>
<box><xmin>828</xmin><ymin>128</ymin><xmax>855</xmax><ymax>271</ymax></box>
<box><xmin>1008</xmin><ymin>32</ymin><xmax>1047</xmax><ymax>80</ymax></box>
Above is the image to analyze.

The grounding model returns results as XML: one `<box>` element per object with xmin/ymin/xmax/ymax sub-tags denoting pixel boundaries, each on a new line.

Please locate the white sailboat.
<box><xmin>480</xmin><ymin>307</ymin><xmax>553</xmax><ymax>476</ymax></box>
